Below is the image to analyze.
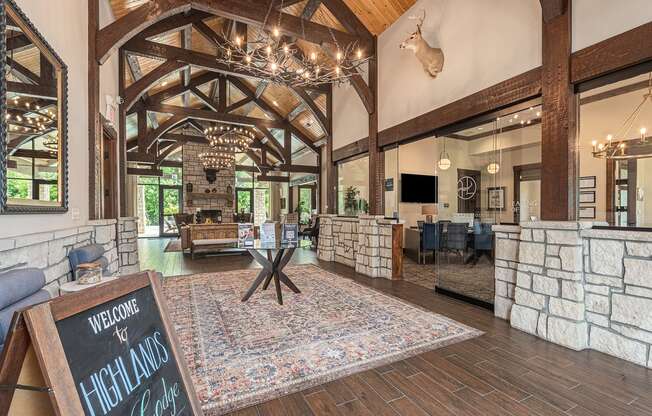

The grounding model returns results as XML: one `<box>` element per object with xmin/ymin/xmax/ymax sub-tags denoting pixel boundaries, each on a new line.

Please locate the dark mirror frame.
<box><xmin>0</xmin><ymin>0</ymin><xmax>68</xmax><ymax>214</ymax></box>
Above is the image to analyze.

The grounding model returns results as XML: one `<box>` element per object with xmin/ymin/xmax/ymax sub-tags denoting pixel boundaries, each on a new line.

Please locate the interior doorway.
<box><xmin>159</xmin><ymin>185</ymin><xmax>182</xmax><ymax>237</ymax></box>
<box><xmin>236</xmin><ymin>188</ymin><xmax>254</xmax><ymax>216</ymax></box>
<box><xmin>298</xmin><ymin>184</ymin><xmax>316</xmax><ymax>224</ymax></box>
<box><xmin>513</xmin><ymin>164</ymin><xmax>542</xmax><ymax>222</ymax></box>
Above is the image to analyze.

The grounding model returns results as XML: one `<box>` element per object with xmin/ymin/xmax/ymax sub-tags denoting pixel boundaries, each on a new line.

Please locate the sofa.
<box><xmin>0</xmin><ymin>268</ymin><xmax>50</xmax><ymax>352</ymax></box>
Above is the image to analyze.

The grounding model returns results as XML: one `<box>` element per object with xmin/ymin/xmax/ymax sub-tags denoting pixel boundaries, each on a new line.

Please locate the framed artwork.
<box><xmin>579</xmin><ymin>191</ymin><xmax>596</xmax><ymax>204</ymax></box>
<box><xmin>579</xmin><ymin>206</ymin><xmax>596</xmax><ymax>219</ymax></box>
<box><xmin>579</xmin><ymin>176</ymin><xmax>596</xmax><ymax>189</ymax></box>
<box><xmin>487</xmin><ymin>187</ymin><xmax>506</xmax><ymax>211</ymax></box>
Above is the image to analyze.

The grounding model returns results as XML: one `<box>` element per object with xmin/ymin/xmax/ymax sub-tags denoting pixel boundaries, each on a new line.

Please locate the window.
<box><xmin>578</xmin><ymin>71</ymin><xmax>652</xmax><ymax>228</ymax></box>
<box><xmin>337</xmin><ymin>156</ymin><xmax>369</xmax><ymax>216</ymax></box>
<box><xmin>7</xmin><ymin>137</ymin><xmax>59</xmax><ymax>203</ymax></box>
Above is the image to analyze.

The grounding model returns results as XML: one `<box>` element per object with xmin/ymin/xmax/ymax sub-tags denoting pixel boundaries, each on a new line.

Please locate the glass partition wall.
<box><xmin>578</xmin><ymin>71</ymin><xmax>652</xmax><ymax>228</ymax></box>
<box><xmin>337</xmin><ymin>155</ymin><xmax>369</xmax><ymax>216</ymax></box>
<box><xmin>392</xmin><ymin>105</ymin><xmax>542</xmax><ymax>306</ymax></box>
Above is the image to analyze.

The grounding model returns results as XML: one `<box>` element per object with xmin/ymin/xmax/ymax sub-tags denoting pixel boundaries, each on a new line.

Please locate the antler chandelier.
<box><xmin>591</xmin><ymin>73</ymin><xmax>652</xmax><ymax>160</ymax></box>
<box><xmin>200</xmin><ymin>124</ymin><xmax>257</xmax><ymax>170</ymax></box>
<box><xmin>213</xmin><ymin>1</ymin><xmax>370</xmax><ymax>87</ymax></box>
<box><xmin>199</xmin><ymin>148</ymin><xmax>236</xmax><ymax>170</ymax></box>
<box><xmin>204</xmin><ymin>124</ymin><xmax>256</xmax><ymax>152</ymax></box>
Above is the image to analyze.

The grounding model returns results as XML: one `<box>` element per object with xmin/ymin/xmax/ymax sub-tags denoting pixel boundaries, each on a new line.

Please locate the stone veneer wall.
<box><xmin>494</xmin><ymin>221</ymin><xmax>652</xmax><ymax>368</ymax></box>
<box><xmin>0</xmin><ymin>218</ymin><xmax>140</xmax><ymax>296</ymax></box>
<box><xmin>318</xmin><ymin>215</ymin><xmax>400</xmax><ymax>279</ymax></box>
<box><xmin>182</xmin><ymin>142</ymin><xmax>235</xmax><ymax>218</ymax></box>
<box><xmin>118</xmin><ymin>217</ymin><xmax>140</xmax><ymax>274</ymax></box>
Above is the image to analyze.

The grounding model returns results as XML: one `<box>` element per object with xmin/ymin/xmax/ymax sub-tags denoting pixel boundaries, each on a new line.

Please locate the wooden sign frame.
<box><xmin>0</xmin><ymin>271</ymin><xmax>203</xmax><ymax>415</ymax></box>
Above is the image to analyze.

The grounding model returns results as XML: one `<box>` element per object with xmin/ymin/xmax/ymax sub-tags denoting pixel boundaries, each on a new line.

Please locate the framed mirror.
<box><xmin>1</xmin><ymin>0</ymin><xmax>68</xmax><ymax>213</ymax></box>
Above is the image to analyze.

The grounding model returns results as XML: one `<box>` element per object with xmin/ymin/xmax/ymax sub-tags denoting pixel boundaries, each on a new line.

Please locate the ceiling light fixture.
<box><xmin>592</xmin><ymin>73</ymin><xmax>652</xmax><ymax>160</ymax></box>
<box><xmin>213</xmin><ymin>0</ymin><xmax>371</xmax><ymax>88</ymax></box>
<box><xmin>437</xmin><ymin>136</ymin><xmax>451</xmax><ymax>171</ymax></box>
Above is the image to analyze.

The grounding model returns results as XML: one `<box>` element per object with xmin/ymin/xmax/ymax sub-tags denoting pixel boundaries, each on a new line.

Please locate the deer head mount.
<box><xmin>399</xmin><ymin>11</ymin><xmax>444</xmax><ymax>78</ymax></box>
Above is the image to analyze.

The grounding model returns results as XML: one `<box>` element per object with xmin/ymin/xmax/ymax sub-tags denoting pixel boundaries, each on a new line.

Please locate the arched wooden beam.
<box><xmin>290</xmin><ymin>86</ymin><xmax>330</xmax><ymax>137</ymax></box>
<box><xmin>123</xmin><ymin>60</ymin><xmax>188</xmax><ymax>110</ymax></box>
<box><xmin>96</xmin><ymin>0</ymin><xmax>369</xmax><ymax>64</ymax></box>
<box><xmin>128</xmin><ymin>114</ymin><xmax>187</xmax><ymax>151</ymax></box>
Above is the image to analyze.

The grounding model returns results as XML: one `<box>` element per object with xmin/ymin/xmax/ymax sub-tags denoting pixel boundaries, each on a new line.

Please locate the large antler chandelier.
<box><xmin>591</xmin><ymin>73</ymin><xmax>652</xmax><ymax>160</ymax></box>
<box><xmin>213</xmin><ymin>1</ymin><xmax>371</xmax><ymax>87</ymax></box>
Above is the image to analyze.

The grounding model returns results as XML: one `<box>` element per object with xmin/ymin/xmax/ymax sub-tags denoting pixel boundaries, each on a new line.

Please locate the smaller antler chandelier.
<box><xmin>204</xmin><ymin>124</ymin><xmax>255</xmax><ymax>152</ymax></box>
<box><xmin>213</xmin><ymin>1</ymin><xmax>371</xmax><ymax>87</ymax></box>
<box><xmin>592</xmin><ymin>73</ymin><xmax>652</xmax><ymax>160</ymax></box>
<box><xmin>199</xmin><ymin>148</ymin><xmax>236</xmax><ymax>170</ymax></box>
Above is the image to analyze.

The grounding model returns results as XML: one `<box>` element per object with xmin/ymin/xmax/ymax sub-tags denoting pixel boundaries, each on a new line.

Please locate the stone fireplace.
<box><xmin>182</xmin><ymin>142</ymin><xmax>236</xmax><ymax>221</ymax></box>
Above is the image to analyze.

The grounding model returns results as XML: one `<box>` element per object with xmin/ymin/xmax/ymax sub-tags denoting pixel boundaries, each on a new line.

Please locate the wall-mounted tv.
<box><xmin>401</xmin><ymin>173</ymin><xmax>438</xmax><ymax>203</ymax></box>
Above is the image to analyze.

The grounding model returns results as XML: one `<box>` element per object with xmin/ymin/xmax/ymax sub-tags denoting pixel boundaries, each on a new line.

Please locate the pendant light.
<box><xmin>437</xmin><ymin>136</ymin><xmax>451</xmax><ymax>171</ymax></box>
<box><xmin>487</xmin><ymin>119</ymin><xmax>500</xmax><ymax>175</ymax></box>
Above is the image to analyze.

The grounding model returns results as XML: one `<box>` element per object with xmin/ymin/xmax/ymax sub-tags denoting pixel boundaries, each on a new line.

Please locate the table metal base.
<box><xmin>241</xmin><ymin>247</ymin><xmax>300</xmax><ymax>305</ymax></box>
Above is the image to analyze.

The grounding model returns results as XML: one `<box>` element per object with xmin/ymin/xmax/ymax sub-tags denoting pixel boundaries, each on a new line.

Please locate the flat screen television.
<box><xmin>401</xmin><ymin>173</ymin><xmax>438</xmax><ymax>203</ymax></box>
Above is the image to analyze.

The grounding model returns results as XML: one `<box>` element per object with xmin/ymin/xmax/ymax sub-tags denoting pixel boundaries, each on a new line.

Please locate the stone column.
<box><xmin>317</xmin><ymin>214</ymin><xmax>335</xmax><ymax>262</ymax></box>
<box><xmin>89</xmin><ymin>219</ymin><xmax>119</xmax><ymax>274</ymax></box>
<box><xmin>510</xmin><ymin>222</ymin><xmax>591</xmax><ymax>351</ymax></box>
<box><xmin>493</xmin><ymin>225</ymin><xmax>521</xmax><ymax>319</ymax></box>
<box><xmin>117</xmin><ymin>217</ymin><xmax>140</xmax><ymax>274</ymax></box>
<box><xmin>356</xmin><ymin>215</ymin><xmax>383</xmax><ymax>277</ymax></box>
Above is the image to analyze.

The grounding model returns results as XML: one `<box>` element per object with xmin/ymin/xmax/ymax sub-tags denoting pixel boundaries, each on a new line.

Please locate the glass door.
<box><xmin>236</xmin><ymin>188</ymin><xmax>253</xmax><ymax>219</ymax></box>
<box><xmin>159</xmin><ymin>186</ymin><xmax>182</xmax><ymax>237</ymax></box>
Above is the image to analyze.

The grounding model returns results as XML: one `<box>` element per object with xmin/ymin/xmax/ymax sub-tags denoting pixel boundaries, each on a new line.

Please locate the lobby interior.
<box><xmin>2</xmin><ymin>0</ymin><xmax>652</xmax><ymax>415</ymax></box>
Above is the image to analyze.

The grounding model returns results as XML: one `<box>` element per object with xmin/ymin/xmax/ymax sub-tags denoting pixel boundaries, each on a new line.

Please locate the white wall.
<box><xmin>572</xmin><ymin>0</ymin><xmax>652</xmax><ymax>52</ymax></box>
<box><xmin>378</xmin><ymin>0</ymin><xmax>541</xmax><ymax>132</ymax></box>
<box><xmin>332</xmin><ymin>81</ymin><xmax>369</xmax><ymax>150</ymax></box>
<box><xmin>1</xmin><ymin>0</ymin><xmax>89</xmax><ymax>238</ymax></box>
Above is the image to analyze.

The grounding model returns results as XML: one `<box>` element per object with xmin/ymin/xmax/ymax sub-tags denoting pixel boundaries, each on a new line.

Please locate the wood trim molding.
<box><xmin>571</xmin><ymin>20</ymin><xmax>652</xmax><ymax>85</ymax></box>
<box><xmin>377</xmin><ymin>67</ymin><xmax>542</xmax><ymax>147</ymax></box>
<box><xmin>332</xmin><ymin>138</ymin><xmax>369</xmax><ymax>163</ymax></box>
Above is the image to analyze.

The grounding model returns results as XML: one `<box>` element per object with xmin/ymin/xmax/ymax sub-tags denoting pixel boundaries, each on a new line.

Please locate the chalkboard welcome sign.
<box><xmin>0</xmin><ymin>271</ymin><xmax>203</xmax><ymax>416</ymax></box>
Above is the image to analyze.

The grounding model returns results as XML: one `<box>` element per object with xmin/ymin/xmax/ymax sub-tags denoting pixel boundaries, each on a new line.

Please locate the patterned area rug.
<box><xmin>162</xmin><ymin>264</ymin><xmax>481</xmax><ymax>415</ymax></box>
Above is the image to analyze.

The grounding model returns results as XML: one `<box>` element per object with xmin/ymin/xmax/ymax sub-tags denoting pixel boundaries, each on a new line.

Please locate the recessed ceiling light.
<box><xmin>161</xmin><ymin>81</ymin><xmax>168</xmax><ymax>87</ymax></box>
<box><xmin>273</xmin><ymin>100</ymin><xmax>279</xmax><ymax>106</ymax></box>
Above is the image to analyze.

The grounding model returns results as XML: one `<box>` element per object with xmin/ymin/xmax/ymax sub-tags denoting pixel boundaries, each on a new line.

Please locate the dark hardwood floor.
<box><xmin>140</xmin><ymin>238</ymin><xmax>652</xmax><ymax>416</ymax></box>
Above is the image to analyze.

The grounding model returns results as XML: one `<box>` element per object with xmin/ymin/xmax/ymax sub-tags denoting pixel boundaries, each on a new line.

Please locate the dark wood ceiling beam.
<box><xmin>128</xmin><ymin>71</ymin><xmax>219</xmax><ymax>114</ymax></box>
<box><xmin>6</xmin><ymin>81</ymin><xmax>57</xmax><ymax>99</ymax></box>
<box><xmin>255</xmin><ymin>80</ymin><xmax>269</xmax><ymax>99</ymax></box>
<box><xmin>156</xmin><ymin>141</ymin><xmax>183</xmax><ymax>165</ymax></box>
<box><xmin>225</xmin><ymin>97</ymin><xmax>254</xmax><ymax>113</ymax></box>
<box><xmin>320</xmin><ymin>0</ymin><xmax>372</xmax><ymax>42</ymax></box>
<box><xmin>96</xmin><ymin>0</ymin><xmax>368</xmax><ymax>64</ymax></box>
<box><xmin>300</xmin><ymin>0</ymin><xmax>322</xmax><ymax>20</ymax></box>
<box><xmin>123</xmin><ymin>59</ymin><xmax>188</xmax><ymax>110</ymax></box>
<box><xmin>227</xmin><ymin>76</ymin><xmax>319</xmax><ymax>152</ymax></box>
<box><xmin>125</xmin><ymin>53</ymin><xmax>160</xmax><ymax>129</ymax></box>
<box><xmin>146</xmin><ymin>103</ymin><xmax>287</xmax><ymax>129</ymax></box>
<box><xmin>181</xmin><ymin>27</ymin><xmax>192</xmax><ymax>108</ymax></box>
<box><xmin>6</xmin><ymin>57</ymin><xmax>40</xmax><ymax>84</ymax></box>
<box><xmin>129</xmin><ymin>114</ymin><xmax>186</xmax><ymax>151</ymax></box>
<box><xmin>257</xmin><ymin>174</ymin><xmax>289</xmax><ymax>183</ymax></box>
<box><xmin>257</xmin><ymin>126</ymin><xmax>287</xmax><ymax>162</ymax></box>
<box><xmin>190</xmin><ymin>86</ymin><xmax>218</xmax><ymax>111</ymax></box>
<box><xmin>138</xmin><ymin>10</ymin><xmax>211</xmax><ymax>40</ymax></box>
<box><xmin>192</xmin><ymin>20</ymin><xmax>227</xmax><ymax>47</ymax></box>
<box><xmin>6</xmin><ymin>34</ymin><xmax>31</xmax><ymax>52</ymax></box>
<box><xmin>127</xmin><ymin>167</ymin><xmax>163</xmax><ymax>176</ymax></box>
<box><xmin>291</xmin><ymin>86</ymin><xmax>330</xmax><ymax>136</ymax></box>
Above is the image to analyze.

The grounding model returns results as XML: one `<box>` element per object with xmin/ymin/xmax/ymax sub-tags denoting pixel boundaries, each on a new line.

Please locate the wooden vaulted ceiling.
<box><xmin>109</xmin><ymin>0</ymin><xmax>415</xmax><ymax>149</ymax></box>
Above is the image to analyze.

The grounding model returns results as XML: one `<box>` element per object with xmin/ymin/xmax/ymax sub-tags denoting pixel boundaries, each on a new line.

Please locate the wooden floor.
<box><xmin>140</xmin><ymin>238</ymin><xmax>652</xmax><ymax>416</ymax></box>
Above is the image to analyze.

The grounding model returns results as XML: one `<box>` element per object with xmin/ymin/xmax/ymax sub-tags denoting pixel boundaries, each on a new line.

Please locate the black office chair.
<box><xmin>445</xmin><ymin>223</ymin><xmax>468</xmax><ymax>263</ymax></box>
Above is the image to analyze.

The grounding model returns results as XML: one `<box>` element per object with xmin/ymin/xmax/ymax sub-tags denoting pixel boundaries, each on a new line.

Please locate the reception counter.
<box><xmin>317</xmin><ymin>215</ymin><xmax>404</xmax><ymax>279</ymax></box>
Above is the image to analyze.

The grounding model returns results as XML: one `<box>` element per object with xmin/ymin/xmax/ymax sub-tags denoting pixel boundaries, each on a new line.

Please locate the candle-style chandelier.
<box><xmin>204</xmin><ymin>124</ymin><xmax>256</xmax><ymax>152</ymax></box>
<box><xmin>591</xmin><ymin>73</ymin><xmax>652</xmax><ymax>160</ymax></box>
<box><xmin>199</xmin><ymin>147</ymin><xmax>236</xmax><ymax>170</ymax></box>
<box><xmin>213</xmin><ymin>1</ymin><xmax>371</xmax><ymax>88</ymax></box>
<box><xmin>199</xmin><ymin>124</ymin><xmax>257</xmax><ymax>170</ymax></box>
<box><xmin>6</xmin><ymin>96</ymin><xmax>57</xmax><ymax>136</ymax></box>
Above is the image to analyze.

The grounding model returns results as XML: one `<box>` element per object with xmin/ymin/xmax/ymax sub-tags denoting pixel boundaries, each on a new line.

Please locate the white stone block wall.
<box><xmin>495</xmin><ymin>221</ymin><xmax>652</xmax><ymax>368</ymax></box>
<box><xmin>493</xmin><ymin>225</ymin><xmax>521</xmax><ymax>320</ymax></box>
<box><xmin>317</xmin><ymin>215</ymin><xmax>335</xmax><ymax>262</ymax></box>
<box><xmin>118</xmin><ymin>217</ymin><xmax>140</xmax><ymax>275</ymax></box>
<box><xmin>0</xmin><ymin>219</ymin><xmax>121</xmax><ymax>297</ymax></box>
<box><xmin>318</xmin><ymin>215</ymin><xmax>401</xmax><ymax>279</ymax></box>
<box><xmin>581</xmin><ymin>229</ymin><xmax>652</xmax><ymax>368</ymax></box>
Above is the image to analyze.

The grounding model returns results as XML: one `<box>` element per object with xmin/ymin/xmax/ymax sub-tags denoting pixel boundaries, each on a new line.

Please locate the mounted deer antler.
<box><xmin>399</xmin><ymin>10</ymin><xmax>444</xmax><ymax>78</ymax></box>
